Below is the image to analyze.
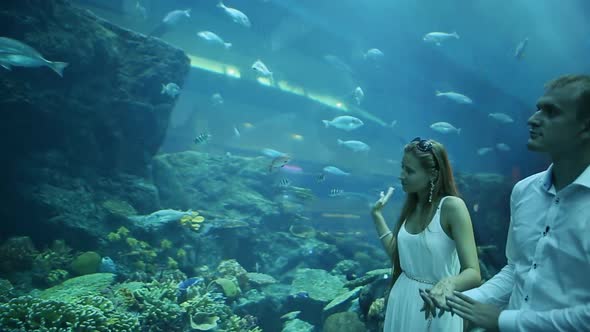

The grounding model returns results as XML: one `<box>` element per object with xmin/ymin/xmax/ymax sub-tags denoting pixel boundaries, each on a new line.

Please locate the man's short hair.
<box><xmin>545</xmin><ymin>74</ymin><xmax>590</xmax><ymax>120</ymax></box>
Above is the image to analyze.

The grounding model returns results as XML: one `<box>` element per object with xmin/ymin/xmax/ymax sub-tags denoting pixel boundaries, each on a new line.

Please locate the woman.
<box><xmin>371</xmin><ymin>137</ymin><xmax>481</xmax><ymax>331</ymax></box>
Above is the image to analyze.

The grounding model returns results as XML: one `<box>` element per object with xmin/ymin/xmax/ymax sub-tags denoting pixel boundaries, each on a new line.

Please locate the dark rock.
<box><xmin>0</xmin><ymin>0</ymin><xmax>190</xmax><ymax>248</ymax></box>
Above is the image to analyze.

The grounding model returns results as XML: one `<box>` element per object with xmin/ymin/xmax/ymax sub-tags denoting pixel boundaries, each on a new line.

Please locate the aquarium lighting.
<box><xmin>187</xmin><ymin>53</ymin><xmax>387</xmax><ymax>126</ymax></box>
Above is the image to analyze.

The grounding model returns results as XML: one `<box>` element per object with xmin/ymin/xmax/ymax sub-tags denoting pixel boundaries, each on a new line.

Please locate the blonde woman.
<box><xmin>371</xmin><ymin>137</ymin><xmax>481</xmax><ymax>331</ymax></box>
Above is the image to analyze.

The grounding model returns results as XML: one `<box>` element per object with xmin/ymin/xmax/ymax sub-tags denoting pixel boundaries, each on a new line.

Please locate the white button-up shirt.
<box><xmin>464</xmin><ymin>164</ymin><xmax>590</xmax><ymax>331</ymax></box>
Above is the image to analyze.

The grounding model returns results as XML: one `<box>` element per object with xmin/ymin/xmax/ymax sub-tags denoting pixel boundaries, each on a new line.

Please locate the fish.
<box><xmin>197</xmin><ymin>31</ymin><xmax>232</xmax><ymax>49</ymax></box>
<box><xmin>435</xmin><ymin>91</ymin><xmax>473</xmax><ymax>104</ymax></box>
<box><xmin>233</xmin><ymin>126</ymin><xmax>241</xmax><ymax>138</ymax></box>
<box><xmin>514</xmin><ymin>38</ymin><xmax>529</xmax><ymax>59</ymax></box>
<box><xmin>252</xmin><ymin>59</ymin><xmax>273</xmax><ymax>79</ymax></box>
<box><xmin>423</xmin><ymin>32</ymin><xmax>460</xmax><ymax>46</ymax></box>
<box><xmin>322</xmin><ymin>115</ymin><xmax>364</xmax><ymax>131</ymax></box>
<box><xmin>323</xmin><ymin>54</ymin><xmax>354</xmax><ymax>74</ymax></box>
<box><xmin>316</xmin><ymin>173</ymin><xmax>326</xmax><ymax>182</ymax></box>
<box><xmin>337</xmin><ymin>139</ymin><xmax>370</xmax><ymax>152</ymax></box>
<box><xmin>163</xmin><ymin>9</ymin><xmax>191</xmax><ymax>25</ymax></box>
<box><xmin>329</xmin><ymin>189</ymin><xmax>374</xmax><ymax>202</ymax></box>
<box><xmin>99</xmin><ymin>257</ymin><xmax>117</xmax><ymax>273</ymax></box>
<box><xmin>0</xmin><ymin>37</ymin><xmax>68</xmax><ymax>77</ymax></box>
<box><xmin>128</xmin><ymin>209</ymin><xmax>194</xmax><ymax>229</ymax></box>
<box><xmin>477</xmin><ymin>147</ymin><xmax>494</xmax><ymax>156</ymax></box>
<box><xmin>261</xmin><ymin>148</ymin><xmax>287</xmax><ymax>158</ymax></box>
<box><xmin>329</xmin><ymin>188</ymin><xmax>344</xmax><ymax>197</ymax></box>
<box><xmin>135</xmin><ymin>2</ymin><xmax>147</xmax><ymax>19</ymax></box>
<box><xmin>488</xmin><ymin>112</ymin><xmax>514</xmax><ymax>123</ymax></box>
<box><xmin>269</xmin><ymin>155</ymin><xmax>291</xmax><ymax>172</ymax></box>
<box><xmin>161</xmin><ymin>83</ymin><xmax>181</xmax><ymax>97</ymax></box>
<box><xmin>177</xmin><ymin>277</ymin><xmax>204</xmax><ymax>297</ymax></box>
<box><xmin>194</xmin><ymin>133</ymin><xmax>212</xmax><ymax>144</ymax></box>
<box><xmin>290</xmin><ymin>133</ymin><xmax>304</xmax><ymax>141</ymax></box>
<box><xmin>149</xmin><ymin>9</ymin><xmax>190</xmax><ymax>36</ymax></box>
<box><xmin>363</xmin><ymin>48</ymin><xmax>385</xmax><ymax>61</ymax></box>
<box><xmin>354</xmin><ymin>86</ymin><xmax>364</xmax><ymax>105</ymax></box>
<box><xmin>217</xmin><ymin>2</ymin><xmax>251</xmax><ymax>28</ymax></box>
<box><xmin>430</xmin><ymin>122</ymin><xmax>461</xmax><ymax>134</ymax></box>
<box><xmin>323</xmin><ymin>166</ymin><xmax>350</xmax><ymax>176</ymax></box>
<box><xmin>210</xmin><ymin>93</ymin><xmax>224</xmax><ymax>106</ymax></box>
<box><xmin>289</xmin><ymin>291</ymin><xmax>309</xmax><ymax>299</ymax></box>
<box><xmin>496</xmin><ymin>143</ymin><xmax>511</xmax><ymax>151</ymax></box>
<box><xmin>277</xmin><ymin>178</ymin><xmax>291</xmax><ymax>188</ymax></box>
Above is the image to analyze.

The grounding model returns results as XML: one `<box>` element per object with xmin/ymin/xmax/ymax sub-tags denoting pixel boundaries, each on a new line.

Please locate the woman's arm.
<box><xmin>371</xmin><ymin>210</ymin><xmax>395</xmax><ymax>258</ymax></box>
<box><xmin>420</xmin><ymin>196</ymin><xmax>482</xmax><ymax>317</ymax></box>
<box><xmin>371</xmin><ymin>187</ymin><xmax>396</xmax><ymax>259</ymax></box>
<box><xmin>444</xmin><ymin>196</ymin><xmax>481</xmax><ymax>291</ymax></box>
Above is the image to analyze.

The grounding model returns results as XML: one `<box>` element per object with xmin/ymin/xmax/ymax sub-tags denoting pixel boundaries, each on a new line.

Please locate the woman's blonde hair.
<box><xmin>388</xmin><ymin>139</ymin><xmax>460</xmax><ymax>283</ymax></box>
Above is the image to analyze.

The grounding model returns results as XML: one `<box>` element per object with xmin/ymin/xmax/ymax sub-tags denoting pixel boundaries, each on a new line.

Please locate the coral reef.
<box><xmin>70</xmin><ymin>251</ymin><xmax>102</xmax><ymax>276</ymax></box>
<box><xmin>323</xmin><ymin>312</ymin><xmax>366</xmax><ymax>332</ymax></box>
<box><xmin>0</xmin><ymin>295</ymin><xmax>140</xmax><ymax>331</ymax></box>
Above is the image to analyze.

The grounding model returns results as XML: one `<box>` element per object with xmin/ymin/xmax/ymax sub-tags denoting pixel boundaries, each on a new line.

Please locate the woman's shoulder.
<box><xmin>440</xmin><ymin>196</ymin><xmax>468</xmax><ymax>214</ymax></box>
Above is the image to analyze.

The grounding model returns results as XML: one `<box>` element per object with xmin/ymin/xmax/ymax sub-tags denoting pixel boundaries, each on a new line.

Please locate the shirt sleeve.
<box><xmin>499</xmin><ymin>304</ymin><xmax>590</xmax><ymax>332</ymax></box>
<box><xmin>462</xmin><ymin>263</ymin><xmax>514</xmax><ymax>308</ymax></box>
<box><xmin>463</xmin><ymin>184</ymin><xmax>520</xmax><ymax>308</ymax></box>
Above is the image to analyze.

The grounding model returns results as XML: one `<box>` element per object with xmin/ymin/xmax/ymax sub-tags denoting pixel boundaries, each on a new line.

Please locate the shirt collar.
<box><xmin>574</xmin><ymin>164</ymin><xmax>590</xmax><ymax>189</ymax></box>
<box><xmin>540</xmin><ymin>163</ymin><xmax>590</xmax><ymax>191</ymax></box>
<box><xmin>540</xmin><ymin>164</ymin><xmax>554</xmax><ymax>192</ymax></box>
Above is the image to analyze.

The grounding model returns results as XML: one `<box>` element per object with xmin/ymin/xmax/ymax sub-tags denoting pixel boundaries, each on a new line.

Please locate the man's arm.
<box><xmin>463</xmin><ymin>263</ymin><xmax>514</xmax><ymax>308</ymax></box>
<box><xmin>500</xmin><ymin>304</ymin><xmax>590</xmax><ymax>332</ymax></box>
<box><xmin>463</xmin><ymin>185</ymin><xmax>520</xmax><ymax>308</ymax></box>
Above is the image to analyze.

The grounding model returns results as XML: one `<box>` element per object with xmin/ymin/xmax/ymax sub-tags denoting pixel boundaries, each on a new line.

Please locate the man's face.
<box><xmin>527</xmin><ymin>86</ymin><xmax>585</xmax><ymax>156</ymax></box>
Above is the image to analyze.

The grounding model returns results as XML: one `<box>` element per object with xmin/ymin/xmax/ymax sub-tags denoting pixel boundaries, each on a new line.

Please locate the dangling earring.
<box><xmin>428</xmin><ymin>180</ymin><xmax>434</xmax><ymax>203</ymax></box>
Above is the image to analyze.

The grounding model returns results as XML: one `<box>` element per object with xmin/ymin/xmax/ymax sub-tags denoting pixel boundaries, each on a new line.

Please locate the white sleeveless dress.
<box><xmin>383</xmin><ymin>196</ymin><xmax>463</xmax><ymax>332</ymax></box>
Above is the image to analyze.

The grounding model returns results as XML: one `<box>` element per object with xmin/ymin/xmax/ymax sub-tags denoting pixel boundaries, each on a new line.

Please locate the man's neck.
<box><xmin>551</xmin><ymin>149</ymin><xmax>590</xmax><ymax>191</ymax></box>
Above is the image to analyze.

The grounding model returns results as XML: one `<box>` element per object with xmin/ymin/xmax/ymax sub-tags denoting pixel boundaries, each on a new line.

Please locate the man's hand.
<box><xmin>446</xmin><ymin>291</ymin><xmax>501</xmax><ymax>331</ymax></box>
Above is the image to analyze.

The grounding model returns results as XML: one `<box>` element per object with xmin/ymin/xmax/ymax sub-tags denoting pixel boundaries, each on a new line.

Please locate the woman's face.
<box><xmin>399</xmin><ymin>152</ymin><xmax>431</xmax><ymax>193</ymax></box>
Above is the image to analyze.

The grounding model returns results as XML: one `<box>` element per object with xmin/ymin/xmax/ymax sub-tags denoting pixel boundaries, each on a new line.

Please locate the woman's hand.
<box><xmin>372</xmin><ymin>187</ymin><xmax>395</xmax><ymax>214</ymax></box>
<box><xmin>419</xmin><ymin>278</ymin><xmax>456</xmax><ymax>319</ymax></box>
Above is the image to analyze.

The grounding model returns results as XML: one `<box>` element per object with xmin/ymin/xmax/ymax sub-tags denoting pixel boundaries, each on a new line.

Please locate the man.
<box><xmin>421</xmin><ymin>74</ymin><xmax>590</xmax><ymax>331</ymax></box>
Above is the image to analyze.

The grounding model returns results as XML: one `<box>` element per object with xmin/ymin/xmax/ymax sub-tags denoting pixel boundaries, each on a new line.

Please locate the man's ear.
<box><xmin>580</xmin><ymin>118</ymin><xmax>590</xmax><ymax>141</ymax></box>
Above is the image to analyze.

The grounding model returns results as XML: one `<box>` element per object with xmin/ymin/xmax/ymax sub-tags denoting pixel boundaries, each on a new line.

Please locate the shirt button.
<box><xmin>555</xmin><ymin>198</ymin><xmax>560</xmax><ymax>204</ymax></box>
<box><xmin>533</xmin><ymin>263</ymin><xmax>537</xmax><ymax>269</ymax></box>
<box><xmin>525</xmin><ymin>295</ymin><xmax>529</xmax><ymax>302</ymax></box>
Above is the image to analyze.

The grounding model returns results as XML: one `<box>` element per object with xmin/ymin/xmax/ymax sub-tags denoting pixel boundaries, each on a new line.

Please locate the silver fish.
<box><xmin>423</xmin><ymin>32</ymin><xmax>460</xmax><ymax>46</ymax></box>
<box><xmin>322</xmin><ymin>116</ymin><xmax>364</xmax><ymax>131</ymax></box>
<box><xmin>477</xmin><ymin>147</ymin><xmax>494</xmax><ymax>156</ymax></box>
<box><xmin>488</xmin><ymin>112</ymin><xmax>514</xmax><ymax>123</ymax></box>
<box><xmin>194</xmin><ymin>133</ymin><xmax>212</xmax><ymax>144</ymax></box>
<box><xmin>323</xmin><ymin>166</ymin><xmax>350</xmax><ymax>176</ymax></box>
<box><xmin>363</xmin><ymin>48</ymin><xmax>384</xmax><ymax>61</ymax></box>
<box><xmin>496</xmin><ymin>143</ymin><xmax>511</xmax><ymax>151</ymax></box>
<box><xmin>163</xmin><ymin>9</ymin><xmax>190</xmax><ymax>25</ymax></box>
<box><xmin>514</xmin><ymin>38</ymin><xmax>529</xmax><ymax>59</ymax></box>
<box><xmin>430</xmin><ymin>122</ymin><xmax>461</xmax><ymax>135</ymax></box>
<box><xmin>252</xmin><ymin>59</ymin><xmax>273</xmax><ymax>79</ymax></box>
<box><xmin>337</xmin><ymin>139</ymin><xmax>370</xmax><ymax>152</ymax></box>
<box><xmin>0</xmin><ymin>37</ymin><xmax>68</xmax><ymax>77</ymax></box>
<box><xmin>197</xmin><ymin>31</ymin><xmax>232</xmax><ymax>49</ymax></box>
<box><xmin>161</xmin><ymin>82</ymin><xmax>181</xmax><ymax>97</ymax></box>
<box><xmin>217</xmin><ymin>2</ymin><xmax>251</xmax><ymax>28</ymax></box>
<box><xmin>435</xmin><ymin>90</ymin><xmax>473</xmax><ymax>104</ymax></box>
<box><xmin>354</xmin><ymin>86</ymin><xmax>364</xmax><ymax>105</ymax></box>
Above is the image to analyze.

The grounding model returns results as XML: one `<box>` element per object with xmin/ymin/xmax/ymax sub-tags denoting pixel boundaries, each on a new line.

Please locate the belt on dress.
<box><xmin>402</xmin><ymin>271</ymin><xmax>436</xmax><ymax>285</ymax></box>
